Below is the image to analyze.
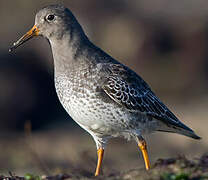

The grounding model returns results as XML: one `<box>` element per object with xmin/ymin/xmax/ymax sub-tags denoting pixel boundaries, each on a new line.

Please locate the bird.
<box><xmin>9</xmin><ymin>4</ymin><xmax>201</xmax><ymax>176</ymax></box>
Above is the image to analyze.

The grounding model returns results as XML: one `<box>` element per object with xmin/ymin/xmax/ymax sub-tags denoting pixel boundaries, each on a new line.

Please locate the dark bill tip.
<box><xmin>9</xmin><ymin>25</ymin><xmax>39</xmax><ymax>52</ymax></box>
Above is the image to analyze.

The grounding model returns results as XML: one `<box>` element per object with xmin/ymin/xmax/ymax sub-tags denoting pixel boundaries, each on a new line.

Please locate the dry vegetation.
<box><xmin>1</xmin><ymin>155</ymin><xmax>208</xmax><ymax>180</ymax></box>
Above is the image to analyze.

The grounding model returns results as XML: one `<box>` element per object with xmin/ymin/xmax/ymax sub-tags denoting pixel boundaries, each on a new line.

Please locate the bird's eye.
<box><xmin>46</xmin><ymin>14</ymin><xmax>55</xmax><ymax>21</ymax></box>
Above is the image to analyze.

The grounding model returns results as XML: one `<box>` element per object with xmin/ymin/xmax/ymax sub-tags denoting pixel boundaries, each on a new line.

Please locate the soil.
<box><xmin>1</xmin><ymin>155</ymin><xmax>207</xmax><ymax>180</ymax></box>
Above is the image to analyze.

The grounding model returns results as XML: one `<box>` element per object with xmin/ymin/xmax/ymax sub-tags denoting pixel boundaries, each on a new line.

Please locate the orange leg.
<box><xmin>137</xmin><ymin>137</ymin><xmax>150</xmax><ymax>170</ymax></box>
<box><xmin>95</xmin><ymin>148</ymin><xmax>104</xmax><ymax>176</ymax></box>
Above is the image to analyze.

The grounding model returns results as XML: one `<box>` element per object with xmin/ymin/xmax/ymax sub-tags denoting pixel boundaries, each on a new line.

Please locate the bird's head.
<box><xmin>9</xmin><ymin>4</ymin><xmax>81</xmax><ymax>52</ymax></box>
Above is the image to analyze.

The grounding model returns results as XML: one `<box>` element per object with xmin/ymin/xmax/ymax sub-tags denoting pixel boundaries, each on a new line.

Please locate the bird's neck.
<box><xmin>49</xmin><ymin>28</ymin><xmax>114</xmax><ymax>78</ymax></box>
<box><xmin>50</xmin><ymin>32</ymin><xmax>92</xmax><ymax>75</ymax></box>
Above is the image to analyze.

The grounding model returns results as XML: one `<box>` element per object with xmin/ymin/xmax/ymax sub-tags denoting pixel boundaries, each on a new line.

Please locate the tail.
<box><xmin>157</xmin><ymin>120</ymin><xmax>201</xmax><ymax>140</ymax></box>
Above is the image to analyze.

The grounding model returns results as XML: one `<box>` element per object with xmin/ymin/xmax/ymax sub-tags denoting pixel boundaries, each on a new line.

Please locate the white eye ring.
<box><xmin>46</xmin><ymin>14</ymin><xmax>55</xmax><ymax>22</ymax></box>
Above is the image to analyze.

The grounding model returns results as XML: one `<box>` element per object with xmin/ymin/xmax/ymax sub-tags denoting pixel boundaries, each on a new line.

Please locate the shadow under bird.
<box><xmin>10</xmin><ymin>4</ymin><xmax>201</xmax><ymax>176</ymax></box>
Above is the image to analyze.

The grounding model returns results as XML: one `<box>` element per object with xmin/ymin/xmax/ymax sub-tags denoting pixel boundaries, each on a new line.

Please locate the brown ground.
<box><xmin>1</xmin><ymin>155</ymin><xmax>208</xmax><ymax>180</ymax></box>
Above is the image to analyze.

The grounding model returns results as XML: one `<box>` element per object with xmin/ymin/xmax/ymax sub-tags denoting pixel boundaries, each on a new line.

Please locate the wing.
<box><xmin>100</xmin><ymin>63</ymin><xmax>193</xmax><ymax>132</ymax></box>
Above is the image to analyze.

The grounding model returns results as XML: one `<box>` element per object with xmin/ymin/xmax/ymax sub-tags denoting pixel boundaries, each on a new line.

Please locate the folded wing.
<box><xmin>100</xmin><ymin>63</ymin><xmax>200</xmax><ymax>139</ymax></box>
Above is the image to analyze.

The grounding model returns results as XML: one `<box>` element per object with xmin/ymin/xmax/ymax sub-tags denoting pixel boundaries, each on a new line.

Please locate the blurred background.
<box><xmin>0</xmin><ymin>0</ymin><xmax>208</xmax><ymax>175</ymax></box>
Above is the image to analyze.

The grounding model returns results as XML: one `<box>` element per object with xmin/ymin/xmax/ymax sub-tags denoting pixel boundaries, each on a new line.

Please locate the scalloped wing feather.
<box><xmin>101</xmin><ymin>63</ymin><xmax>199</xmax><ymax>137</ymax></box>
